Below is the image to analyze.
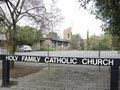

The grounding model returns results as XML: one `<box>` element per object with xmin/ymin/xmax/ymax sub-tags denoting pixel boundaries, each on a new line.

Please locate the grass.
<box><xmin>40</xmin><ymin>47</ymin><xmax>56</xmax><ymax>51</ymax></box>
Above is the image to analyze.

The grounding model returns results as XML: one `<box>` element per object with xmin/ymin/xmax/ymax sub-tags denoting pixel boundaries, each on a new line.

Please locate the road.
<box><xmin>16</xmin><ymin>50</ymin><xmax>120</xmax><ymax>58</ymax></box>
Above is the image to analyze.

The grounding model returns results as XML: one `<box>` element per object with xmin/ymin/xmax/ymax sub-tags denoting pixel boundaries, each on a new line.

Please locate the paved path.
<box><xmin>0</xmin><ymin>51</ymin><xmax>118</xmax><ymax>90</ymax></box>
<box><xmin>0</xmin><ymin>63</ymin><xmax>110</xmax><ymax>90</ymax></box>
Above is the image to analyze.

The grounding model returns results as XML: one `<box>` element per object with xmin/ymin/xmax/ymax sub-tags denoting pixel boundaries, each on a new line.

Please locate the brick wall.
<box><xmin>63</xmin><ymin>27</ymin><xmax>72</xmax><ymax>41</ymax></box>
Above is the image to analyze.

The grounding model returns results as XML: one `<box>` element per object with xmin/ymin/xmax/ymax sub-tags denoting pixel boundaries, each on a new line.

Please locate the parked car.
<box><xmin>19</xmin><ymin>45</ymin><xmax>32</xmax><ymax>52</ymax></box>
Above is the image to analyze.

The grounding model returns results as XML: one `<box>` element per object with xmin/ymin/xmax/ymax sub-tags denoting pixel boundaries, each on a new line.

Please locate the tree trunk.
<box><xmin>8</xmin><ymin>41</ymin><xmax>14</xmax><ymax>69</ymax></box>
<box><xmin>8</xmin><ymin>19</ymin><xmax>17</xmax><ymax>69</ymax></box>
<box><xmin>8</xmin><ymin>27</ymin><xmax>16</xmax><ymax>69</ymax></box>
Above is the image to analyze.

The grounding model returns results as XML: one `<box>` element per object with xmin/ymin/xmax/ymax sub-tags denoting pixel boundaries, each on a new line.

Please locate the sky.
<box><xmin>55</xmin><ymin>0</ymin><xmax>104</xmax><ymax>39</ymax></box>
<box><xmin>19</xmin><ymin>0</ymin><xmax>104</xmax><ymax>39</ymax></box>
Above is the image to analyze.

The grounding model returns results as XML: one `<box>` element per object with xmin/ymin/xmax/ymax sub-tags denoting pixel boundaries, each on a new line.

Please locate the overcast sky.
<box><xmin>55</xmin><ymin>0</ymin><xmax>104</xmax><ymax>39</ymax></box>
<box><xmin>19</xmin><ymin>0</ymin><xmax>104</xmax><ymax>39</ymax></box>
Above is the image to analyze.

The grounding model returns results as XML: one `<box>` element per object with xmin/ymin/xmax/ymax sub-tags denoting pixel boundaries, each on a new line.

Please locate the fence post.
<box><xmin>48</xmin><ymin>45</ymin><xmax>50</xmax><ymax>70</ymax></box>
<box><xmin>98</xmin><ymin>43</ymin><xmax>101</xmax><ymax>72</ymax></box>
<box><xmin>110</xmin><ymin>65</ymin><xmax>119</xmax><ymax>90</ymax></box>
<box><xmin>2</xmin><ymin>60</ymin><xmax>10</xmax><ymax>86</ymax></box>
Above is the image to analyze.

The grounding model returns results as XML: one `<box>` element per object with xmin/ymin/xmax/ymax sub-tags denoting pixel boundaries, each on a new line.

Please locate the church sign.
<box><xmin>0</xmin><ymin>54</ymin><xmax>119</xmax><ymax>90</ymax></box>
<box><xmin>0</xmin><ymin>55</ymin><xmax>115</xmax><ymax>66</ymax></box>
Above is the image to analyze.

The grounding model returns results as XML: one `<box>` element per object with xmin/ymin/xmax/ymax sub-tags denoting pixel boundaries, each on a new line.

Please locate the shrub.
<box><xmin>100</xmin><ymin>45</ymin><xmax>112</xmax><ymax>50</ymax></box>
<box><xmin>76</xmin><ymin>46</ymin><xmax>82</xmax><ymax>50</ymax></box>
<box><xmin>40</xmin><ymin>47</ymin><xmax>56</xmax><ymax>51</ymax></box>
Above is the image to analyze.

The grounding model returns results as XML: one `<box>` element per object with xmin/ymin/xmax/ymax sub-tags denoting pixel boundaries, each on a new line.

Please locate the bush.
<box><xmin>76</xmin><ymin>46</ymin><xmax>82</xmax><ymax>50</ymax></box>
<box><xmin>114</xmin><ymin>46</ymin><xmax>120</xmax><ymax>50</ymax></box>
<box><xmin>40</xmin><ymin>47</ymin><xmax>56</xmax><ymax>51</ymax></box>
<box><xmin>100</xmin><ymin>45</ymin><xmax>112</xmax><ymax>50</ymax></box>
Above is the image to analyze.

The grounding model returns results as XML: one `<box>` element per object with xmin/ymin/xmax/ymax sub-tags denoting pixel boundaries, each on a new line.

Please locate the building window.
<box><xmin>52</xmin><ymin>41</ymin><xmax>56</xmax><ymax>48</ymax></box>
<box><xmin>68</xmin><ymin>34</ymin><xmax>70</xmax><ymax>38</ymax></box>
<box><xmin>63</xmin><ymin>42</ymin><xmax>68</xmax><ymax>47</ymax></box>
<box><xmin>57</xmin><ymin>41</ymin><xmax>62</xmax><ymax>46</ymax></box>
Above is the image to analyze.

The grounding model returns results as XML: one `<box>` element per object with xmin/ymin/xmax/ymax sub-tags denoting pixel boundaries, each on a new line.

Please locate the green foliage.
<box><xmin>35</xmin><ymin>30</ymin><xmax>43</xmax><ymax>43</ymax></box>
<box><xmin>86</xmin><ymin>30</ymin><xmax>90</xmax><ymax>50</ymax></box>
<box><xmin>79</xmin><ymin>0</ymin><xmax>120</xmax><ymax>49</ymax></box>
<box><xmin>89</xmin><ymin>33</ymin><xmax>112</xmax><ymax>51</ymax></box>
<box><xmin>71</xmin><ymin>34</ymin><xmax>84</xmax><ymax>50</ymax></box>
<box><xmin>112</xmin><ymin>35</ymin><xmax>120</xmax><ymax>50</ymax></box>
<box><xmin>100</xmin><ymin>33</ymin><xmax>112</xmax><ymax>50</ymax></box>
<box><xmin>95</xmin><ymin>0</ymin><xmax>120</xmax><ymax>37</ymax></box>
<box><xmin>76</xmin><ymin>46</ymin><xmax>82</xmax><ymax>50</ymax></box>
<box><xmin>89</xmin><ymin>35</ymin><xmax>100</xmax><ymax>50</ymax></box>
<box><xmin>114</xmin><ymin>47</ymin><xmax>120</xmax><ymax>51</ymax></box>
<box><xmin>0</xmin><ymin>0</ymin><xmax>62</xmax><ymax>68</ymax></box>
<box><xmin>40</xmin><ymin>47</ymin><xmax>56</xmax><ymax>51</ymax></box>
<box><xmin>16</xmin><ymin>26</ymin><xmax>43</xmax><ymax>46</ymax></box>
<box><xmin>100</xmin><ymin>45</ymin><xmax>111</xmax><ymax>50</ymax></box>
<box><xmin>46</xmin><ymin>31</ymin><xmax>60</xmax><ymax>39</ymax></box>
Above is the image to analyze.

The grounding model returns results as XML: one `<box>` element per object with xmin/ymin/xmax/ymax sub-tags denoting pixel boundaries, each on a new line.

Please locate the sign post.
<box><xmin>110</xmin><ymin>65</ymin><xmax>119</xmax><ymax>90</ymax></box>
<box><xmin>2</xmin><ymin>60</ymin><xmax>10</xmax><ymax>86</ymax></box>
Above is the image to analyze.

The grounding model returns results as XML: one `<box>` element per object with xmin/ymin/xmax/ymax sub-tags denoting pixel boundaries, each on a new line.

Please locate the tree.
<box><xmin>89</xmin><ymin>34</ymin><xmax>100</xmax><ymax>50</ymax></box>
<box><xmin>112</xmin><ymin>36</ymin><xmax>120</xmax><ymax>50</ymax></box>
<box><xmin>89</xmin><ymin>32</ymin><xmax>112</xmax><ymax>51</ymax></box>
<box><xmin>46</xmin><ymin>31</ymin><xmax>60</xmax><ymax>39</ymax></box>
<box><xmin>79</xmin><ymin>0</ymin><xmax>120</xmax><ymax>48</ymax></box>
<box><xmin>0</xmin><ymin>0</ymin><xmax>45</xmax><ymax>54</ymax></box>
<box><xmin>100</xmin><ymin>32</ymin><xmax>112</xmax><ymax>50</ymax></box>
<box><xmin>0</xmin><ymin>0</ymin><xmax>62</xmax><ymax>68</ymax></box>
<box><xmin>16</xmin><ymin>26</ymin><xmax>43</xmax><ymax>46</ymax></box>
<box><xmin>71</xmin><ymin>34</ymin><xmax>84</xmax><ymax>50</ymax></box>
<box><xmin>86</xmin><ymin>30</ymin><xmax>90</xmax><ymax>50</ymax></box>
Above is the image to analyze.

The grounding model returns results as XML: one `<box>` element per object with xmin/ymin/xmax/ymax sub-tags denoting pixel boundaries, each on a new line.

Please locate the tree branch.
<box><xmin>8</xmin><ymin>1</ymin><xmax>19</xmax><ymax>17</ymax></box>
<box><xmin>16</xmin><ymin>14</ymin><xmax>27</xmax><ymax>22</ymax></box>
<box><xmin>0</xmin><ymin>6</ymin><xmax>11</xmax><ymax>27</ymax></box>
<box><xmin>19</xmin><ymin>0</ymin><xmax>25</xmax><ymax>13</ymax></box>
<box><xmin>5</xmin><ymin>0</ymin><xmax>12</xmax><ymax>16</ymax></box>
<box><xmin>13</xmin><ymin>0</ymin><xmax>20</xmax><ymax>13</ymax></box>
<box><xmin>21</xmin><ymin>6</ymin><xmax>46</xmax><ymax>15</ymax></box>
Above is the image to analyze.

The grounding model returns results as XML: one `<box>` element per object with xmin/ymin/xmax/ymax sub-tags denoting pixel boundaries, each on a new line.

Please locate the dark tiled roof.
<box><xmin>51</xmin><ymin>38</ymin><xmax>70</xmax><ymax>43</ymax></box>
<box><xmin>40</xmin><ymin>38</ymin><xmax>71</xmax><ymax>43</ymax></box>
